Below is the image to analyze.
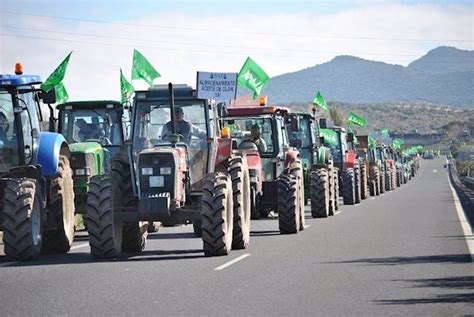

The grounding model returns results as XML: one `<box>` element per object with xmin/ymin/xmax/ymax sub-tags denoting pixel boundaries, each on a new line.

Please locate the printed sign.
<box><xmin>197</xmin><ymin>71</ymin><xmax>237</xmax><ymax>100</ymax></box>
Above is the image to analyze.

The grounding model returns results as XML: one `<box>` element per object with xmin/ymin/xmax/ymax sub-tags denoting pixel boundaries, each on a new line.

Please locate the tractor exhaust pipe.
<box><xmin>168</xmin><ymin>82</ymin><xmax>176</xmax><ymax>135</ymax></box>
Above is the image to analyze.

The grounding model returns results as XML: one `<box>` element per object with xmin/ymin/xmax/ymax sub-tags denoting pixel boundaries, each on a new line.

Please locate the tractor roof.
<box><xmin>57</xmin><ymin>100</ymin><xmax>123</xmax><ymax>110</ymax></box>
<box><xmin>330</xmin><ymin>126</ymin><xmax>346</xmax><ymax>133</ymax></box>
<box><xmin>227</xmin><ymin>105</ymin><xmax>290</xmax><ymax>117</ymax></box>
<box><xmin>0</xmin><ymin>74</ymin><xmax>41</xmax><ymax>87</ymax></box>
<box><xmin>135</xmin><ymin>84</ymin><xmax>195</xmax><ymax>101</ymax></box>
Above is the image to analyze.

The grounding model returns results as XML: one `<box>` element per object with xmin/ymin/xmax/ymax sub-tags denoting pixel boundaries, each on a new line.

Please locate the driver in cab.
<box><xmin>244</xmin><ymin>123</ymin><xmax>267</xmax><ymax>153</ymax></box>
<box><xmin>76</xmin><ymin>119</ymin><xmax>105</xmax><ymax>141</ymax></box>
<box><xmin>161</xmin><ymin>107</ymin><xmax>206</xmax><ymax>143</ymax></box>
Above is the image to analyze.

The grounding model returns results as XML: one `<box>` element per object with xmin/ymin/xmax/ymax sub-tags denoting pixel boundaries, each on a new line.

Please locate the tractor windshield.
<box><xmin>223</xmin><ymin>116</ymin><xmax>275</xmax><ymax>155</ymax></box>
<box><xmin>59</xmin><ymin>108</ymin><xmax>122</xmax><ymax>146</ymax></box>
<box><xmin>0</xmin><ymin>92</ymin><xmax>19</xmax><ymax>172</ymax></box>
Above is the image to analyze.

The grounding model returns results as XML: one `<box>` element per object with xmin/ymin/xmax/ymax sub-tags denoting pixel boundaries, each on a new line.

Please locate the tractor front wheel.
<box><xmin>342</xmin><ymin>168</ymin><xmax>356</xmax><ymax>205</ymax></box>
<box><xmin>229</xmin><ymin>156</ymin><xmax>251</xmax><ymax>250</ymax></box>
<box><xmin>310</xmin><ymin>168</ymin><xmax>330</xmax><ymax>218</ymax></box>
<box><xmin>278</xmin><ymin>174</ymin><xmax>300</xmax><ymax>234</ymax></box>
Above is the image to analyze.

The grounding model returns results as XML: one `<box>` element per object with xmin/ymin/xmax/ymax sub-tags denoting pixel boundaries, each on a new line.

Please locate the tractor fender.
<box><xmin>37</xmin><ymin>132</ymin><xmax>69</xmax><ymax>178</ymax></box>
<box><xmin>284</xmin><ymin>148</ymin><xmax>299</xmax><ymax>169</ymax></box>
<box><xmin>215</xmin><ymin>138</ymin><xmax>233</xmax><ymax>168</ymax></box>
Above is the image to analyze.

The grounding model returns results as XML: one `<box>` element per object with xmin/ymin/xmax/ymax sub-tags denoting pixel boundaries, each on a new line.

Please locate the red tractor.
<box><xmin>222</xmin><ymin>97</ymin><xmax>305</xmax><ymax>234</ymax></box>
<box><xmin>86</xmin><ymin>84</ymin><xmax>252</xmax><ymax>258</ymax></box>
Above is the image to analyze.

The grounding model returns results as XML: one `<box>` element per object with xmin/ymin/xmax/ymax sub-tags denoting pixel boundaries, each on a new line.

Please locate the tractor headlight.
<box><xmin>75</xmin><ymin>168</ymin><xmax>90</xmax><ymax>176</ymax></box>
<box><xmin>160</xmin><ymin>167</ymin><xmax>172</xmax><ymax>175</ymax></box>
<box><xmin>142</xmin><ymin>167</ymin><xmax>154</xmax><ymax>175</ymax></box>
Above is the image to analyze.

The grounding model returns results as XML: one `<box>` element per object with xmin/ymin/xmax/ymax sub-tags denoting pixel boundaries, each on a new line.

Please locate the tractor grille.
<box><xmin>70</xmin><ymin>153</ymin><xmax>96</xmax><ymax>181</ymax></box>
<box><xmin>138</xmin><ymin>152</ymin><xmax>175</xmax><ymax>198</ymax></box>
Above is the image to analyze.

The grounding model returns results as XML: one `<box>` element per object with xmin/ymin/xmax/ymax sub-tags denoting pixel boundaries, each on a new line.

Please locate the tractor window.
<box><xmin>0</xmin><ymin>92</ymin><xmax>20</xmax><ymax>172</ymax></box>
<box><xmin>288</xmin><ymin>118</ymin><xmax>312</xmax><ymax>149</ymax></box>
<box><xmin>60</xmin><ymin>109</ymin><xmax>122</xmax><ymax>146</ymax></box>
<box><xmin>223</xmin><ymin>117</ymin><xmax>274</xmax><ymax>155</ymax></box>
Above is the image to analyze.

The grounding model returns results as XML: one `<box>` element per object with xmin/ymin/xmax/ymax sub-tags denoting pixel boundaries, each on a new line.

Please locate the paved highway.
<box><xmin>1</xmin><ymin>158</ymin><xmax>472</xmax><ymax>316</ymax></box>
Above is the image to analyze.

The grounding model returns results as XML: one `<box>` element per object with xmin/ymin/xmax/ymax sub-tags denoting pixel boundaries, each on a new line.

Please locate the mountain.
<box><xmin>242</xmin><ymin>46</ymin><xmax>473</xmax><ymax>107</ymax></box>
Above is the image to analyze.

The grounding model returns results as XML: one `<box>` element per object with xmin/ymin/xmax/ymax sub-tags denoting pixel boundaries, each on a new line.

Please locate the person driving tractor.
<box><xmin>161</xmin><ymin>106</ymin><xmax>206</xmax><ymax>143</ymax></box>
<box><xmin>76</xmin><ymin>118</ymin><xmax>105</xmax><ymax>141</ymax></box>
<box><xmin>244</xmin><ymin>123</ymin><xmax>267</xmax><ymax>153</ymax></box>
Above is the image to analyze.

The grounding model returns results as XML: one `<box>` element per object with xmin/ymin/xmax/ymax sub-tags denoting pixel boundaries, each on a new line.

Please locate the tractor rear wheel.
<box><xmin>342</xmin><ymin>168</ymin><xmax>356</xmax><ymax>205</ymax></box>
<box><xmin>290</xmin><ymin>160</ymin><xmax>305</xmax><ymax>231</ymax></box>
<box><xmin>360</xmin><ymin>163</ymin><xmax>368</xmax><ymax>200</ymax></box>
<box><xmin>278</xmin><ymin>174</ymin><xmax>300</xmax><ymax>234</ymax></box>
<box><xmin>201</xmin><ymin>172</ymin><xmax>233</xmax><ymax>256</ymax></box>
<box><xmin>2</xmin><ymin>178</ymin><xmax>42</xmax><ymax>260</ymax></box>
<box><xmin>310</xmin><ymin>168</ymin><xmax>329</xmax><ymax>218</ymax></box>
<box><xmin>229</xmin><ymin>156</ymin><xmax>251</xmax><ymax>250</ymax></box>
<box><xmin>354</xmin><ymin>165</ymin><xmax>361</xmax><ymax>204</ymax></box>
<box><xmin>379</xmin><ymin>169</ymin><xmax>386</xmax><ymax>194</ymax></box>
<box><xmin>385</xmin><ymin>170</ymin><xmax>392</xmax><ymax>192</ymax></box>
<box><xmin>42</xmin><ymin>155</ymin><xmax>75</xmax><ymax>254</ymax></box>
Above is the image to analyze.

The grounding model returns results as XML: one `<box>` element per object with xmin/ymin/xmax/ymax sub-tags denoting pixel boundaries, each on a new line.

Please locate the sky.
<box><xmin>0</xmin><ymin>0</ymin><xmax>472</xmax><ymax>101</ymax></box>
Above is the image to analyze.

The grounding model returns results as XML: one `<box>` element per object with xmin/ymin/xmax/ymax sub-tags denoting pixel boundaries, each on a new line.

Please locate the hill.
<box><xmin>239</xmin><ymin>46</ymin><xmax>473</xmax><ymax>107</ymax></box>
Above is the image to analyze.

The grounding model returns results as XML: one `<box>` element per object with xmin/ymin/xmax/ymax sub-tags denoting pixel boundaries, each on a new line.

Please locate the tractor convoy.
<box><xmin>0</xmin><ymin>65</ymin><xmax>422</xmax><ymax>261</ymax></box>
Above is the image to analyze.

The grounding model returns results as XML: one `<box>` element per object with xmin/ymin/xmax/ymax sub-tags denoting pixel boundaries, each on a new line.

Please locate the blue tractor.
<box><xmin>0</xmin><ymin>64</ymin><xmax>75</xmax><ymax>260</ymax></box>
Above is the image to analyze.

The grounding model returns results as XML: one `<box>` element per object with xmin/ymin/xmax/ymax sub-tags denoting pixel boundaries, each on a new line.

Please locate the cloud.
<box><xmin>0</xmin><ymin>2</ymin><xmax>472</xmax><ymax>101</ymax></box>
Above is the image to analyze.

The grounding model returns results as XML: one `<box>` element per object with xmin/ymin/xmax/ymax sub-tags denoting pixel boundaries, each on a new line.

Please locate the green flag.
<box><xmin>55</xmin><ymin>82</ymin><xmax>69</xmax><ymax>104</ymax></box>
<box><xmin>347</xmin><ymin>112</ymin><xmax>366</xmax><ymax>128</ymax></box>
<box><xmin>131</xmin><ymin>49</ymin><xmax>160</xmax><ymax>87</ymax></box>
<box><xmin>313</xmin><ymin>91</ymin><xmax>329</xmax><ymax>112</ymax></box>
<box><xmin>381</xmin><ymin>128</ymin><xmax>389</xmax><ymax>137</ymax></box>
<box><xmin>237</xmin><ymin>57</ymin><xmax>269</xmax><ymax>99</ymax></box>
<box><xmin>120</xmin><ymin>68</ymin><xmax>135</xmax><ymax>103</ymax></box>
<box><xmin>392</xmin><ymin>138</ymin><xmax>404</xmax><ymax>149</ymax></box>
<box><xmin>41</xmin><ymin>52</ymin><xmax>72</xmax><ymax>93</ymax></box>
<box><xmin>319</xmin><ymin>128</ymin><xmax>338</xmax><ymax>146</ymax></box>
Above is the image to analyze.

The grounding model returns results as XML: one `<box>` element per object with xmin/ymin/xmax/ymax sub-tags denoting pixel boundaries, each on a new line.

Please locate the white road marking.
<box><xmin>304</xmin><ymin>224</ymin><xmax>311</xmax><ymax>229</ymax></box>
<box><xmin>214</xmin><ymin>253</ymin><xmax>250</xmax><ymax>271</ymax></box>
<box><xmin>370</xmin><ymin>197</ymin><xmax>376</xmax><ymax>200</ymax></box>
<box><xmin>433</xmin><ymin>169</ymin><xmax>437</xmax><ymax>173</ymax></box>
<box><xmin>70</xmin><ymin>242</ymin><xmax>89</xmax><ymax>250</ymax></box>
<box><xmin>0</xmin><ymin>261</ymin><xmax>18</xmax><ymax>268</ymax></box>
<box><xmin>447</xmin><ymin>173</ymin><xmax>474</xmax><ymax>262</ymax></box>
<box><xmin>334</xmin><ymin>211</ymin><xmax>342</xmax><ymax>216</ymax></box>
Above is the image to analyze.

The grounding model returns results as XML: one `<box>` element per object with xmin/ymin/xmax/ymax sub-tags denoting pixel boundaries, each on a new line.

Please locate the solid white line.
<box><xmin>214</xmin><ymin>253</ymin><xmax>250</xmax><ymax>271</ymax></box>
<box><xmin>447</xmin><ymin>172</ymin><xmax>474</xmax><ymax>262</ymax></box>
<box><xmin>0</xmin><ymin>261</ymin><xmax>18</xmax><ymax>268</ymax></box>
<box><xmin>70</xmin><ymin>242</ymin><xmax>89</xmax><ymax>250</ymax></box>
<box><xmin>333</xmin><ymin>211</ymin><xmax>342</xmax><ymax>216</ymax></box>
<box><xmin>304</xmin><ymin>224</ymin><xmax>311</xmax><ymax>229</ymax></box>
<box><xmin>370</xmin><ymin>197</ymin><xmax>376</xmax><ymax>200</ymax></box>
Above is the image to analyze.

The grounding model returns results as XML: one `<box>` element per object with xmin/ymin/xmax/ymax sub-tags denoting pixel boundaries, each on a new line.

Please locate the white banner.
<box><xmin>196</xmin><ymin>71</ymin><xmax>237</xmax><ymax>100</ymax></box>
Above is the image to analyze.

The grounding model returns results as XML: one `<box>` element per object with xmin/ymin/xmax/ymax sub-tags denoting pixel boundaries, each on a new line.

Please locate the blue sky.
<box><xmin>1</xmin><ymin>0</ymin><xmax>472</xmax><ymax>100</ymax></box>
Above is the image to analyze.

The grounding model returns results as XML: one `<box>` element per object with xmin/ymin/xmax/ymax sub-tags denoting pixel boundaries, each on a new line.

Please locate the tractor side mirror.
<box><xmin>216</xmin><ymin>102</ymin><xmax>228</xmax><ymax>118</ymax></box>
<box><xmin>41</xmin><ymin>88</ymin><xmax>56</xmax><ymax>104</ymax></box>
<box><xmin>319</xmin><ymin>118</ymin><xmax>327</xmax><ymax>129</ymax></box>
<box><xmin>347</xmin><ymin>132</ymin><xmax>354</xmax><ymax>143</ymax></box>
<box><xmin>290</xmin><ymin>117</ymin><xmax>300</xmax><ymax>132</ymax></box>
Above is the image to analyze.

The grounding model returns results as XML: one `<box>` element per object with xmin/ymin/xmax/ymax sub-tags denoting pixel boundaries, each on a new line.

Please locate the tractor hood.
<box><xmin>69</xmin><ymin>142</ymin><xmax>103</xmax><ymax>155</ymax></box>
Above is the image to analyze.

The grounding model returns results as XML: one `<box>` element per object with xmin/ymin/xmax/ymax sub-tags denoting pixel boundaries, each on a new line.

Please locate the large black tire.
<box><xmin>369</xmin><ymin>166</ymin><xmax>378</xmax><ymax>196</ymax></box>
<box><xmin>2</xmin><ymin>178</ymin><xmax>42</xmax><ymax>260</ymax></box>
<box><xmin>342</xmin><ymin>168</ymin><xmax>356</xmax><ymax>205</ymax></box>
<box><xmin>42</xmin><ymin>155</ymin><xmax>75</xmax><ymax>254</ymax></box>
<box><xmin>354</xmin><ymin>165</ymin><xmax>361</xmax><ymax>204</ymax></box>
<box><xmin>380</xmin><ymin>169</ymin><xmax>386</xmax><ymax>194</ymax></box>
<box><xmin>328</xmin><ymin>163</ymin><xmax>336</xmax><ymax>215</ymax></box>
<box><xmin>360</xmin><ymin>163</ymin><xmax>368</xmax><ymax>200</ymax></box>
<box><xmin>290</xmin><ymin>160</ymin><xmax>305</xmax><ymax>231</ymax></box>
<box><xmin>249</xmin><ymin>187</ymin><xmax>259</xmax><ymax>220</ymax></box>
<box><xmin>110</xmin><ymin>160</ymin><xmax>145</xmax><ymax>254</ymax></box>
<box><xmin>384</xmin><ymin>170</ymin><xmax>392</xmax><ymax>192</ymax></box>
<box><xmin>201</xmin><ymin>172</ymin><xmax>233</xmax><ymax>256</ymax></box>
<box><xmin>87</xmin><ymin>175</ymin><xmax>122</xmax><ymax>258</ymax></box>
<box><xmin>334</xmin><ymin>169</ymin><xmax>339</xmax><ymax>211</ymax></box>
<box><xmin>310</xmin><ymin>168</ymin><xmax>329</xmax><ymax>218</ymax></box>
<box><xmin>229</xmin><ymin>156</ymin><xmax>251</xmax><ymax>250</ymax></box>
<box><xmin>278</xmin><ymin>174</ymin><xmax>299</xmax><ymax>234</ymax></box>
<box><xmin>193</xmin><ymin>220</ymin><xmax>202</xmax><ymax>237</ymax></box>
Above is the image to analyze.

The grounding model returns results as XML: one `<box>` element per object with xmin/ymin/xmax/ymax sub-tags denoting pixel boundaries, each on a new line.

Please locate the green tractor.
<box><xmin>286</xmin><ymin>113</ymin><xmax>337</xmax><ymax>218</ymax></box>
<box><xmin>53</xmin><ymin>101</ymin><xmax>135</xmax><ymax>228</ymax></box>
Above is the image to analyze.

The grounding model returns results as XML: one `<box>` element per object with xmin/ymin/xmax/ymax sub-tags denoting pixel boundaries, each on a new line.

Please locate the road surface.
<box><xmin>0</xmin><ymin>158</ymin><xmax>472</xmax><ymax>316</ymax></box>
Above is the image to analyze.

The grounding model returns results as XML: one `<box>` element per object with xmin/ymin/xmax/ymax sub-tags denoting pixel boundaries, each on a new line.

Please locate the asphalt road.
<box><xmin>1</xmin><ymin>158</ymin><xmax>472</xmax><ymax>316</ymax></box>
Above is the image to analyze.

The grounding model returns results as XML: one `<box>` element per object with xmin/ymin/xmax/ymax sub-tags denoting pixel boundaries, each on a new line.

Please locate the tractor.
<box><xmin>0</xmin><ymin>64</ymin><xmax>75</xmax><ymax>260</ymax></box>
<box><xmin>222</xmin><ymin>98</ymin><xmax>305</xmax><ymax>234</ymax></box>
<box><xmin>85</xmin><ymin>83</ymin><xmax>252</xmax><ymax>258</ymax></box>
<box><xmin>286</xmin><ymin>112</ymin><xmax>337</xmax><ymax>218</ymax></box>
<box><xmin>355</xmin><ymin>135</ymin><xmax>372</xmax><ymax>200</ymax></box>
<box><xmin>320</xmin><ymin>121</ymin><xmax>361</xmax><ymax>206</ymax></box>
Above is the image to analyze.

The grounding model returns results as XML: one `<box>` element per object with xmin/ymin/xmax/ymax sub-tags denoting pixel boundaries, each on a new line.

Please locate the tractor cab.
<box><xmin>55</xmin><ymin>100</ymin><xmax>127</xmax><ymax>215</ymax></box>
<box><xmin>0</xmin><ymin>64</ymin><xmax>75</xmax><ymax>260</ymax></box>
